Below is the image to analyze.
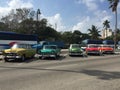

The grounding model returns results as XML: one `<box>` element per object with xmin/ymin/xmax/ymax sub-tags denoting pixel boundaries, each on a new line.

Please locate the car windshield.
<box><xmin>44</xmin><ymin>46</ymin><xmax>57</xmax><ymax>49</ymax></box>
<box><xmin>71</xmin><ymin>45</ymin><xmax>80</xmax><ymax>48</ymax></box>
<box><xmin>11</xmin><ymin>44</ymin><xmax>18</xmax><ymax>49</ymax></box>
<box><xmin>102</xmin><ymin>45</ymin><xmax>110</xmax><ymax>47</ymax></box>
<box><xmin>88</xmin><ymin>45</ymin><xmax>99</xmax><ymax>48</ymax></box>
<box><xmin>11</xmin><ymin>44</ymin><xmax>31</xmax><ymax>49</ymax></box>
<box><xmin>102</xmin><ymin>45</ymin><xmax>113</xmax><ymax>48</ymax></box>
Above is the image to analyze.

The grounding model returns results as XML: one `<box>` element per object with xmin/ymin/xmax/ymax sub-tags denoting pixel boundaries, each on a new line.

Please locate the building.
<box><xmin>101</xmin><ymin>29</ymin><xmax>113</xmax><ymax>39</ymax></box>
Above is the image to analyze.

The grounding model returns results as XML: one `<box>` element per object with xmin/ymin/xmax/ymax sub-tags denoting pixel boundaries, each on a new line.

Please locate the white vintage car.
<box><xmin>0</xmin><ymin>51</ymin><xmax>3</xmax><ymax>60</ymax></box>
<box><xmin>117</xmin><ymin>45</ymin><xmax>120</xmax><ymax>49</ymax></box>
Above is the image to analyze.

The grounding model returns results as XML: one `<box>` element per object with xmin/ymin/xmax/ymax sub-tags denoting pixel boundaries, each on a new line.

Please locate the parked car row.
<box><xmin>69</xmin><ymin>44</ymin><xmax>114</xmax><ymax>57</ymax></box>
<box><xmin>0</xmin><ymin>43</ymin><xmax>115</xmax><ymax>62</ymax></box>
<box><xmin>86</xmin><ymin>44</ymin><xmax>114</xmax><ymax>55</ymax></box>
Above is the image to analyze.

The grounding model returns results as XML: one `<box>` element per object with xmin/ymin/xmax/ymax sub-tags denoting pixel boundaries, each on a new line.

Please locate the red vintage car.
<box><xmin>99</xmin><ymin>45</ymin><xmax>114</xmax><ymax>54</ymax></box>
<box><xmin>86</xmin><ymin>44</ymin><xmax>102</xmax><ymax>55</ymax></box>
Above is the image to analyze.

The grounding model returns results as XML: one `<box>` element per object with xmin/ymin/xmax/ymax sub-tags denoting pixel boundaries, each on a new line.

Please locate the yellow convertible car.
<box><xmin>3</xmin><ymin>43</ymin><xmax>36</xmax><ymax>62</ymax></box>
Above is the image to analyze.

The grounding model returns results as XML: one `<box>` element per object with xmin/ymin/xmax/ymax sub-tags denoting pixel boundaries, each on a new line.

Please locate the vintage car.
<box><xmin>86</xmin><ymin>44</ymin><xmax>103</xmax><ymax>55</ymax></box>
<box><xmin>100</xmin><ymin>45</ymin><xmax>114</xmax><ymax>54</ymax></box>
<box><xmin>0</xmin><ymin>51</ymin><xmax>3</xmax><ymax>60</ymax></box>
<box><xmin>118</xmin><ymin>45</ymin><xmax>120</xmax><ymax>50</ymax></box>
<box><xmin>3</xmin><ymin>43</ymin><xmax>36</xmax><ymax>62</ymax></box>
<box><xmin>69</xmin><ymin>44</ymin><xmax>87</xmax><ymax>57</ymax></box>
<box><xmin>38</xmin><ymin>45</ymin><xmax>61</xmax><ymax>59</ymax></box>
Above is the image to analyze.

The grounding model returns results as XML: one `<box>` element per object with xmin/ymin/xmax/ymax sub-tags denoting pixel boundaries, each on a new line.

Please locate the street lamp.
<box><xmin>36</xmin><ymin>9</ymin><xmax>41</xmax><ymax>53</ymax></box>
<box><xmin>36</xmin><ymin>9</ymin><xmax>41</xmax><ymax>33</ymax></box>
<box><xmin>36</xmin><ymin>9</ymin><xmax>41</xmax><ymax>21</ymax></box>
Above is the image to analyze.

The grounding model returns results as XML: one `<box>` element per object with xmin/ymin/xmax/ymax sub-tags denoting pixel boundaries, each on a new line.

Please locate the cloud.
<box><xmin>43</xmin><ymin>9</ymin><xmax>113</xmax><ymax>33</ymax></box>
<box><xmin>7</xmin><ymin>0</ymin><xmax>33</xmax><ymax>9</ymax></box>
<box><xmin>117</xmin><ymin>3</ymin><xmax>120</xmax><ymax>29</ymax></box>
<box><xmin>94</xmin><ymin>10</ymin><xmax>112</xmax><ymax>22</ymax></box>
<box><xmin>76</xmin><ymin>0</ymin><xmax>98</xmax><ymax>11</ymax></box>
<box><xmin>74</xmin><ymin>0</ymin><xmax>115</xmax><ymax>33</ymax></box>
<box><xmin>43</xmin><ymin>13</ymin><xmax>66</xmax><ymax>32</ymax></box>
<box><xmin>100</xmin><ymin>0</ymin><xmax>105</xmax><ymax>3</ymax></box>
<box><xmin>72</xmin><ymin>10</ymin><xmax>112</xmax><ymax>33</ymax></box>
<box><xmin>72</xmin><ymin>16</ymin><xmax>90</xmax><ymax>32</ymax></box>
<box><xmin>118</xmin><ymin>3</ymin><xmax>120</xmax><ymax>14</ymax></box>
<box><xmin>0</xmin><ymin>0</ymin><xmax>33</xmax><ymax>18</ymax></box>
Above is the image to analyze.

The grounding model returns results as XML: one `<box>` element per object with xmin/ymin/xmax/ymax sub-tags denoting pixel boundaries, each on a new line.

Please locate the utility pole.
<box><xmin>36</xmin><ymin>9</ymin><xmax>41</xmax><ymax>53</ymax></box>
<box><xmin>36</xmin><ymin>9</ymin><xmax>41</xmax><ymax>34</ymax></box>
<box><xmin>36</xmin><ymin>9</ymin><xmax>41</xmax><ymax>21</ymax></box>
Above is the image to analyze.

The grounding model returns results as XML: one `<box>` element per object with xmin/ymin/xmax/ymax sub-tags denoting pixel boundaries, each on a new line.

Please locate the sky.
<box><xmin>0</xmin><ymin>0</ymin><xmax>120</xmax><ymax>33</ymax></box>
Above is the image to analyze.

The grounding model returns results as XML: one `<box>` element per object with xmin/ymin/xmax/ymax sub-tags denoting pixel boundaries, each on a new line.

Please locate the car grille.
<box><xmin>42</xmin><ymin>52</ymin><xmax>55</xmax><ymax>55</ymax></box>
<box><xmin>5</xmin><ymin>53</ymin><xmax>17</xmax><ymax>56</ymax></box>
<box><xmin>70</xmin><ymin>51</ymin><xmax>82</xmax><ymax>53</ymax></box>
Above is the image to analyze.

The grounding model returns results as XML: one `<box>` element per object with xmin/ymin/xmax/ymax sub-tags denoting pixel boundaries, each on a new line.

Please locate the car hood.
<box><xmin>4</xmin><ymin>48</ymin><xmax>25</xmax><ymax>53</ymax></box>
<box><xmin>86</xmin><ymin>47</ymin><xmax>99</xmax><ymax>51</ymax></box>
<box><xmin>70</xmin><ymin>48</ymin><xmax>83</xmax><ymax>52</ymax></box>
<box><xmin>41</xmin><ymin>49</ymin><xmax>56</xmax><ymax>53</ymax></box>
<box><xmin>101</xmin><ymin>47</ymin><xmax>113</xmax><ymax>50</ymax></box>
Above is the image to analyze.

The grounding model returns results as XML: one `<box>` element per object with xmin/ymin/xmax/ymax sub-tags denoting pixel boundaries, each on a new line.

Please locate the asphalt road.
<box><xmin>0</xmin><ymin>54</ymin><xmax>120</xmax><ymax>90</ymax></box>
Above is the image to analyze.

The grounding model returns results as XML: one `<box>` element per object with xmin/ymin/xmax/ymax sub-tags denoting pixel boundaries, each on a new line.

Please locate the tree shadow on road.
<box><xmin>1</xmin><ymin>62</ymin><xmax>120</xmax><ymax>80</ymax></box>
<box><xmin>80</xmin><ymin>69</ymin><xmax>120</xmax><ymax>80</ymax></box>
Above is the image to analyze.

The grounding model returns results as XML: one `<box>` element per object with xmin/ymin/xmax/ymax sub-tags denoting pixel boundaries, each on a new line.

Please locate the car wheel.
<box><xmin>21</xmin><ymin>55</ymin><xmax>25</xmax><ymax>61</ymax></box>
<box><xmin>31</xmin><ymin>55</ymin><xmax>35</xmax><ymax>59</ymax></box>
<box><xmin>54</xmin><ymin>54</ymin><xmax>57</xmax><ymax>60</ymax></box>
<box><xmin>41</xmin><ymin>56</ymin><xmax>44</xmax><ymax>60</ymax></box>
<box><xmin>83</xmin><ymin>54</ymin><xmax>88</xmax><ymax>57</ymax></box>
<box><xmin>4</xmin><ymin>58</ymin><xmax>9</xmax><ymax>62</ymax></box>
<box><xmin>69</xmin><ymin>54</ymin><xmax>73</xmax><ymax>57</ymax></box>
<box><xmin>39</xmin><ymin>56</ymin><xmax>42</xmax><ymax>59</ymax></box>
<box><xmin>99</xmin><ymin>52</ymin><xmax>103</xmax><ymax>56</ymax></box>
<box><xmin>82</xmin><ymin>51</ymin><xmax>87</xmax><ymax>57</ymax></box>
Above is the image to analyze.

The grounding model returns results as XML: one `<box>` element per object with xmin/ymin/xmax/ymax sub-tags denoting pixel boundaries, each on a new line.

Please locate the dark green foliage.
<box><xmin>88</xmin><ymin>25</ymin><xmax>101</xmax><ymax>40</ymax></box>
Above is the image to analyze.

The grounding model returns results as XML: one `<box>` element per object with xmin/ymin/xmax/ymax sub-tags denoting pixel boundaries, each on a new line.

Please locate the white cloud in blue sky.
<box><xmin>0</xmin><ymin>0</ymin><xmax>33</xmax><ymax>18</ymax></box>
<box><xmin>100</xmin><ymin>0</ymin><xmax>105</xmax><ymax>2</ymax></box>
<box><xmin>75</xmin><ymin>0</ymin><xmax>98</xmax><ymax>11</ymax></box>
<box><xmin>0</xmin><ymin>0</ymin><xmax>120</xmax><ymax>33</ymax></box>
<box><xmin>44</xmin><ymin>14</ymin><xmax>66</xmax><ymax>31</ymax></box>
<box><xmin>7</xmin><ymin>0</ymin><xmax>33</xmax><ymax>8</ymax></box>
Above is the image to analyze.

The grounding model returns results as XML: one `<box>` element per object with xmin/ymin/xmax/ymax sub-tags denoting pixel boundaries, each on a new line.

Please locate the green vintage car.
<box><xmin>38</xmin><ymin>45</ymin><xmax>61</xmax><ymax>59</ymax></box>
<box><xmin>3</xmin><ymin>43</ymin><xmax>36</xmax><ymax>62</ymax></box>
<box><xmin>69</xmin><ymin>44</ymin><xmax>87</xmax><ymax>57</ymax></box>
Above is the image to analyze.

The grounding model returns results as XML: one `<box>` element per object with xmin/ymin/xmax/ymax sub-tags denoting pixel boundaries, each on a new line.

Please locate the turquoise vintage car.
<box><xmin>69</xmin><ymin>44</ymin><xmax>87</xmax><ymax>57</ymax></box>
<box><xmin>38</xmin><ymin>45</ymin><xmax>61</xmax><ymax>59</ymax></box>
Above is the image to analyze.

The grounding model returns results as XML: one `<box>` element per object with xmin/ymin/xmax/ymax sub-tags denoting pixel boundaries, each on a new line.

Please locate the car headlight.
<box><xmin>0</xmin><ymin>51</ymin><xmax>3</xmax><ymax>54</ymax></box>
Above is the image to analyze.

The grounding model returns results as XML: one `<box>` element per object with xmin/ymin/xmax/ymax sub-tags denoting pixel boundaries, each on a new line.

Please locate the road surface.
<box><xmin>0</xmin><ymin>54</ymin><xmax>120</xmax><ymax>90</ymax></box>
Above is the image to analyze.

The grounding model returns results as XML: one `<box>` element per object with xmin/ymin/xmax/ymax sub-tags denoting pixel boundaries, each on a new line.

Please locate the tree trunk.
<box><xmin>106</xmin><ymin>27</ymin><xmax>107</xmax><ymax>38</ymax></box>
<box><xmin>114</xmin><ymin>10</ymin><xmax>117</xmax><ymax>49</ymax></box>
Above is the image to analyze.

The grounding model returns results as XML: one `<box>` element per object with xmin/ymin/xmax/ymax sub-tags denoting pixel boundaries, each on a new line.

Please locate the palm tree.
<box><xmin>108</xmin><ymin>0</ymin><xmax>119</xmax><ymax>48</ymax></box>
<box><xmin>88</xmin><ymin>25</ymin><xmax>101</xmax><ymax>40</ymax></box>
<box><xmin>103</xmin><ymin>20</ymin><xmax>110</xmax><ymax>38</ymax></box>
